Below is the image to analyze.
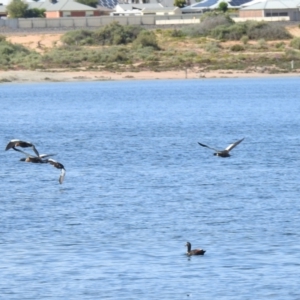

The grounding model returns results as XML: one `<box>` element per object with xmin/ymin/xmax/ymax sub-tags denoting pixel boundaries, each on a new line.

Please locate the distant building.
<box><xmin>1</xmin><ymin>0</ymin><xmax>102</xmax><ymax>18</ymax></box>
<box><xmin>27</xmin><ymin>0</ymin><xmax>101</xmax><ymax>18</ymax></box>
<box><xmin>112</xmin><ymin>3</ymin><xmax>181</xmax><ymax>15</ymax></box>
<box><xmin>239</xmin><ymin>0</ymin><xmax>300</xmax><ymax>20</ymax></box>
<box><xmin>0</xmin><ymin>3</ymin><xmax>7</xmax><ymax>17</ymax></box>
<box><xmin>99</xmin><ymin>0</ymin><xmax>196</xmax><ymax>9</ymax></box>
<box><xmin>182</xmin><ymin>0</ymin><xmax>253</xmax><ymax>13</ymax></box>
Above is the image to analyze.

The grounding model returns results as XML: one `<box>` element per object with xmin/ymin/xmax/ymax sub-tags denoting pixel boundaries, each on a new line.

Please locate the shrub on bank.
<box><xmin>132</xmin><ymin>31</ymin><xmax>160</xmax><ymax>50</ymax></box>
<box><xmin>182</xmin><ymin>13</ymin><xmax>233</xmax><ymax>37</ymax></box>
<box><xmin>290</xmin><ymin>37</ymin><xmax>300</xmax><ymax>50</ymax></box>
<box><xmin>61</xmin><ymin>29</ymin><xmax>94</xmax><ymax>46</ymax></box>
<box><xmin>230</xmin><ymin>44</ymin><xmax>244</xmax><ymax>51</ymax></box>
<box><xmin>181</xmin><ymin>15</ymin><xmax>291</xmax><ymax>41</ymax></box>
<box><xmin>246</xmin><ymin>21</ymin><xmax>291</xmax><ymax>40</ymax></box>
<box><xmin>61</xmin><ymin>22</ymin><xmax>144</xmax><ymax>46</ymax></box>
<box><xmin>0</xmin><ymin>36</ymin><xmax>39</xmax><ymax>69</ymax></box>
<box><xmin>93</xmin><ymin>22</ymin><xmax>144</xmax><ymax>45</ymax></box>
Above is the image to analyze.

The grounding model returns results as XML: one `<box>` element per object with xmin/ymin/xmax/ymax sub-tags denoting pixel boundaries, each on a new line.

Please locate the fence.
<box><xmin>0</xmin><ymin>14</ymin><xmax>294</xmax><ymax>32</ymax></box>
<box><xmin>0</xmin><ymin>14</ymin><xmax>203</xmax><ymax>31</ymax></box>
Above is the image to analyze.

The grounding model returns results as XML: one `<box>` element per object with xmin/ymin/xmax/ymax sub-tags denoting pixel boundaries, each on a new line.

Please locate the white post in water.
<box><xmin>291</xmin><ymin>60</ymin><xmax>294</xmax><ymax>69</ymax></box>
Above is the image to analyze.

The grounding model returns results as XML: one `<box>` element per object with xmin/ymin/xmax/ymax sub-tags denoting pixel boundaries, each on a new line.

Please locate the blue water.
<box><xmin>1</xmin><ymin>78</ymin><xmax>300</xmax><ymax>299</ymax></box>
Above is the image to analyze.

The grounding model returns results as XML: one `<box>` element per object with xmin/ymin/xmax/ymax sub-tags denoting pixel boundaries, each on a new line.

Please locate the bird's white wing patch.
<box><xmin>59</xmin><ymin>169</ymin><xmax>66</xmax><ymax>184</ymax></box>
<box><xmin>225</xmin><ymin>138</ymin><xmax>244</xmax><ymax>152</ymax></box>
<box><xmin>40</xmin><ymin>153</ymin><xmax>56</xmax><ymax>158</ymax></box>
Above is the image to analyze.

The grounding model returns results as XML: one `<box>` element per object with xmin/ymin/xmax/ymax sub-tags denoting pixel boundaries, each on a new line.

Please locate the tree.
<box><xmin>6</xmin><ymin>0</ymin><xmax>28</xmax><ymax>18</ymax></box>
<box><xmin>26</xmin><ymin>8</ymin><xmax>46</xmax><ymax>18</ymax></box>
<box><xmin>218</xmin><ymin>2</ymin><xmax>228</xmax><ymax>12</ymax></box>
<box><xmin>174</xmin><ymin>0</ymin><xmax>186</xmax><ymax>8</ymax></box>
<box><xmin>75</xmin><ymin>0</ymin><xmax>98</xmax><ymax>8</ymax></box>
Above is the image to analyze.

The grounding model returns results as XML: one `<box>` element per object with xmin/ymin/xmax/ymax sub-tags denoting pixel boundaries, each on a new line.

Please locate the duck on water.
<box><xmin>186</xmin><ymin>242</ymin><xmax>206</xmax><ymax>256</ymax></box>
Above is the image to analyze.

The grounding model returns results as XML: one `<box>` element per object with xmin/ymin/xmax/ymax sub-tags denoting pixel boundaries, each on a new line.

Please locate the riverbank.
<box><xmin>2</xmin><ymin>25</ymin><xmax>300</xmax><ymax>83</ymax></box>
<box><xmin>0</xmin><ymin>69</ymin><xmax>299</xmax><ymax>83</ymax></box>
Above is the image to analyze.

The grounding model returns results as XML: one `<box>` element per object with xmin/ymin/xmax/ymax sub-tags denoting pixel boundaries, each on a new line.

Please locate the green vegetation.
<box><xmin>76</xmin><ymin>0</ymin><xmax>98</xmax><ymax>8</ymax></box>
<box><xmin>182</xmin><ymin>17</ymin><xmax>291</xmax><ymax>40</ymax></box>
<box><xmin>218</xmin><ymin>2</ymin><xmax>228</xmax><ymax>13</ymax></box>
<box><xmin>6</xmin><ymin>0</ymin><xmax>28</xmax><ymax>18</ymax></box>
<box><xmin>6</xmin><ymin>0</ymin><xmax>45</xmax><ymax>18</ymax></box>
<box><xmin>1</xmin><ymin>14</ymin><xmax>299</xmax><ymax>73</ymax></box>
<box><xmin>290</xmin><ymin>37</ymin><xmax>300</xmax><ymax>50</ymax></box>
<box><xmin>132</xmin><ymin>31</ymin><xmax>160</xmax><ymax>50</ymax></box>
<box><xmin>26</xmin><ymin>8</ymin><xmax>46</xmax><ymax>18</ymax></box>
<box><xmin>174</xmin><ymin>0</ymin><xmax>186</xmax><ymax>8</ymax></box>
<box><xmin>61</xmin><ymin>22</ymin><xmax>144</xmax><ymax>46</ymax></box>
<box><xmin>230</xmin><ymin>44</ymin><xmax>244</xmax><ymax>52</ymax></box>
<box><xmin>240</xmin><ymin>35</ymin><xmax>249</xmax><ymax>45</ymax></box>
<box><xmin>0</xmin><ymin>35</ymin><xmax>40</xmax><ymax>69</ymax></box>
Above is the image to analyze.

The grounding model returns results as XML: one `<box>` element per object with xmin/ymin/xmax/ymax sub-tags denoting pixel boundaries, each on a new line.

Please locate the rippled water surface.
<box><xmin>1</xmin><ymin>78</ymin><xmax>300</xmax><ymax>299</ymax></box>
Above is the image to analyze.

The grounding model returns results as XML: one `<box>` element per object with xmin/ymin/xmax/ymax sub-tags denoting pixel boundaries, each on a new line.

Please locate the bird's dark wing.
<box><xmin>5</xmin><ymin>139</ymin><xmax>40</xmax><ymax>157</ymax></box>
<box><xmin>5</xmin><ymin>139</ymin><xmax>20</xmax><ymax>151</ymax></box>
<box><xmin>12</xmin><ymin>147</ymin><xmax>35</xmax><ymax>158</ymax></box>
<box><xmin>31</xmin><ymin>145</ymin><xmax>40</xmax><ymax>157</ymax></box>
<box><xmin>225</xmin><ymin>138</ymin><xmax>244</xmax><ymax>152</ymax></box>
<box><xmin>198</xmin><ymin>142</ymin><xmax>220</xmax><ymax>152</ymax></box>
<box><xmin>47</xmin><ymin>159</ymin><xmax>64</xmax><ymax>169</ymax></box>
<box><xmin>47</xmin><ymin>159</ymin><xmax>66</xmax><ymax>184</ymax></box>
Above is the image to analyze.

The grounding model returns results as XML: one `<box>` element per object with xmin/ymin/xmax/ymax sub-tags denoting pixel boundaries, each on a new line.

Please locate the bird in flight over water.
<box><xmin>5</xmin><ymin>139</ymin><xmax>55</xmax><ymax>163</ymax></box>
<box><xmin>5</xmin><ymin>139</ymin><xmax>40</xmax><ymax>157</ymax></box>
<box><xmin>5</xmin><ymin>139</ymin><xmax>66</xmax><ymax>184</ymax></box>
<box><xmin>46</xmin><ymin>158</ymin><xmax>66</xmax><ymax>184</ymax></box>
<box><xmin>198</xmin><ymin>137</ymin><xmax>244</xmax><ymax>157</ymax></box>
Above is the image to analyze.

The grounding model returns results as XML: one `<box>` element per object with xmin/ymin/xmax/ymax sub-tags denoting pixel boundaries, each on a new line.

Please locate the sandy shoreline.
<box><xmin>0</xmin><ymin>69</ymin><xmax>300</xmax><ymax>83</ymax></box>
<box><xmin>2</xmin><ymin>29</ymin><xmax>300</xmax><ymax>83</ymax></box>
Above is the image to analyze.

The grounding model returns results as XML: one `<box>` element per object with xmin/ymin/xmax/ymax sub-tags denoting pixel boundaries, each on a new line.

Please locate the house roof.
<box><xmin>142</xmin><ymin>6</ymin><xmax>180</xmax><ymax>13</ymax></box>
<box><xmin>28</xmin><ymin>0</ymin><xmax>97</xmax><ymax>11</ymax></box>
<box><xmin>98</xmin><ymin>0</ymin><xmax>117</xmax><ymax>9</ymax></box>
<box><xmin>229</xmin><ymin>0</ymin><xmax>256</xmax><ymax>7</ymax></box>
<box><xmin>182</xmin><ymin>0</ymin><xmax>253</xmax><ymax>11</ymax></box>
<box><xmin>240</xmin><ymin>0</ymin><xmax>300</xmax><ymax>10</ymax></box>
<box><xmin>96</xmin><ymin>4</ymin><xmax>113</xmax><ymax>11</ymax></box>
<box><xmin>116</xmin><ymin>3</ymin><xmax>164</xmax><ymax>10</ymax></box>
<box><xmin>184</xmin><ymin>0</ymin><xmax>219</xmax><ymax>9</ymax></box>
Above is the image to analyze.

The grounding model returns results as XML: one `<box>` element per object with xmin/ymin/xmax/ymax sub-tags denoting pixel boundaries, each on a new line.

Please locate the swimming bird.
<box><xmin>5</xmin><ymin>139</ymin><xmax>40</xmax><ymax>157</ymax></box>
<box><xmin>198</xmin><ymin>137</ymin><xmax>244</xmax><ymax>157</ymax></box>
<box><xmin>46</xmin><ymin>158</ymin><xmax>66</xmax><ymax>184</ymax></box>
<box><xmin>186</xmin><ymin>242</ymin><xmax>206</xmax><ymax>256</ymax></box>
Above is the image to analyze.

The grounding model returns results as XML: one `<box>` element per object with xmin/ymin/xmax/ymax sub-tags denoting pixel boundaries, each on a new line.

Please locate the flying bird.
<box><xmin>186</xmin><ymin>242</ymin><xmax>206</xmax><ymax>256</ymax></box>
<box><xmin>5</xmin><ymin>139</ymin><xmax>40</xmax><ymax>157</ymax></box>
<box><xmin>19</xmin><ymin>153</ymin><xmax>56</xmax><ymax>163</ymax></box>
<box><xmin>198</xmin><ymin>137</ymin><xmax>244</xmax><ymax>157</ymax></box>
<box><xmin>6</xmin><ymin>139</ymin><xmax>55</xmax><ymax>163</ymax></box>
<box><xmin>5</xmin><ymin>139</ymin><xmax>65</xmax><ymax>184</ymax></box>
<box><xmin>46</xmin><ymin>158</ymin><xmax>66</xmax><ymax>184</ymax></box>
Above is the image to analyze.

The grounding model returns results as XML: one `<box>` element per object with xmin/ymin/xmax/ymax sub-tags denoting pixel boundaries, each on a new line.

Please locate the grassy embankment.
<box><xmin>1</xmin><ymin>13</ymin><xmax>300</xmax><ymax>78</ymax></box>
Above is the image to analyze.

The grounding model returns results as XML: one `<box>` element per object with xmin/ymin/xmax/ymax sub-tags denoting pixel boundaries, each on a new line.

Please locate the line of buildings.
<box><xmin>1</xmin><ymin>0</ymin><xmax>300</xmax><ymax>21</ymax></box>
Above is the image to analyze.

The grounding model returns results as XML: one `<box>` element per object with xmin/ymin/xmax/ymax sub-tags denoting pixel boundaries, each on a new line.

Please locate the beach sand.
<box><xmin>0</xmin><ymin>69</ymin><xmax>299</xmax><ymax>83</ymax></box>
